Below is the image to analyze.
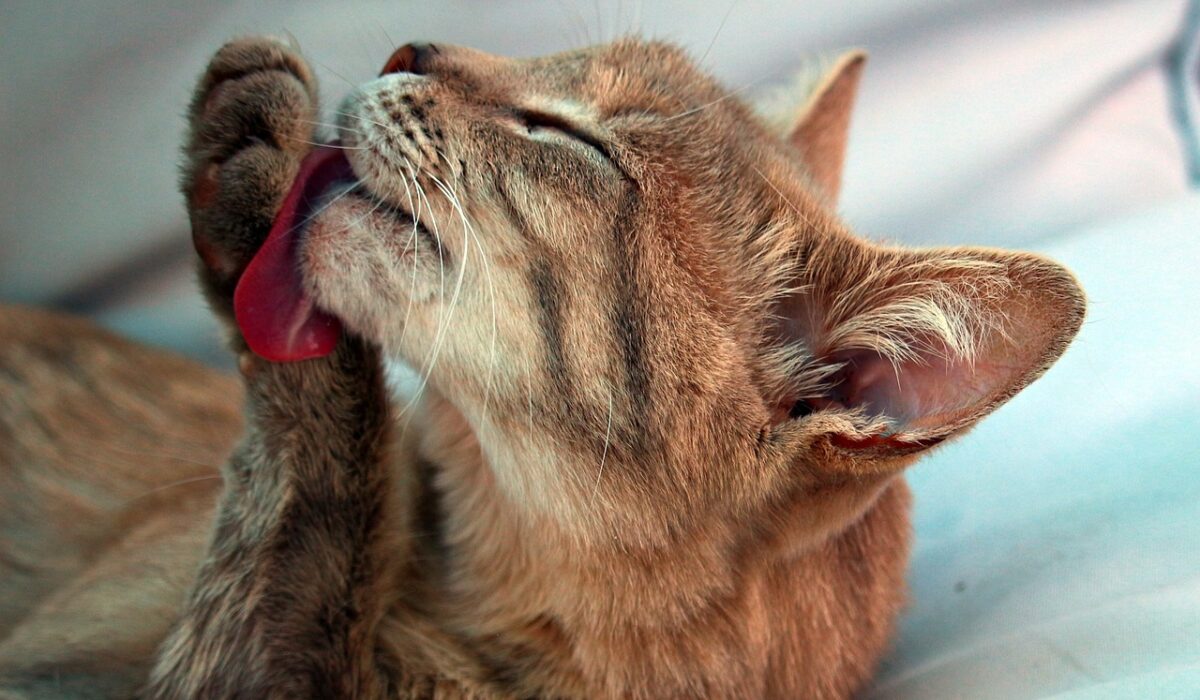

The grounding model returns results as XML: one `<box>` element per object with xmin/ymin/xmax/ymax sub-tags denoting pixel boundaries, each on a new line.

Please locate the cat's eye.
<box><xmin>513</xmin><ymin>109</ymin><xmax>611</xmax><ymax>159</ymax></box>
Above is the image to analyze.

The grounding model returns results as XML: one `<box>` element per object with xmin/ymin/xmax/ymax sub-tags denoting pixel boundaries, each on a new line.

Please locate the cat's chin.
<box><xmin>298</xmin><ymin>196</ymin><xmax>436</xmax><ymax>354</ymax></box>
<box><xmin>237</xmin><ymin>142</ymin><xmax>436</xmax><ymax>362</ymax></box>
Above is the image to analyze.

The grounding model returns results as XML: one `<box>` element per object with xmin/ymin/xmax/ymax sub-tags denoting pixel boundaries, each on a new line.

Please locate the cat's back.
<box><xmin>0</xmin><ymin>304</ymin><xmax>240</xmax><ymax>638</ymax></box>
<box><xmin>0</xmin><ymin>304</ymin><xmax>243</xmax><ymax>488</ymax></box>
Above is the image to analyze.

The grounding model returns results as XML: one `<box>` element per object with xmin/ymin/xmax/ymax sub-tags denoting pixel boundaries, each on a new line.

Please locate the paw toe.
<box><xmin>183</xmin><ymin>37</ymin><xmax>319</xmax><ymax>298</ymax></box>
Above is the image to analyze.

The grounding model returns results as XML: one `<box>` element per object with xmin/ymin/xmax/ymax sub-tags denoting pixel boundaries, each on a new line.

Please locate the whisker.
<box><xmin>295</xmin><ymin>139</ymin><xmax>368</xmax><ymax>151</ymax></box>
<box><xmin>752</xmin><ymin>165</ymin><xmax>817</xmax><ymax>230</ymax></box>
<box><xmin>280</xmin><ymin>28</ymin><xmax>303</xmax><ymax>54</ymax></box>
<box><xmin>403</xmin><ymin>159</ymin><xmax>447</xmax><ymax>304</ymax></box>
<box><xmin>696</xmin><ymin>0</ymin><xmax>740</xmax><ymax>70</ymax></box>
<box><xmin>312</xmin><ymin>57</ymin><xmax>359</xmax><ymax>89</ymax></box>
<box><xmin>331</xmin><ymin>109</ymin><xmax>397</xmax><ymax>133</ymax></box>
<box><xmin>332</xmin><ymin>116</ymin><xmax>492</xmax><ymax>437</ymax></box>
<box><xmin>294</xmin><ymin>179</ymin><xmax>364</xmax><ymax>231</ymax></box>
<box><xmin>429</xmin><ymin>168</ymin><xmax>500</xmax><ymax>432</ymax></box>
<box><xmin>391</xmin><ymin>167</ymin><xmax>425</xmax><ymax>351</ymax></box>
<box><xmin>381</xmin><ymin>26</ymin><xmax>399</xmax><ymax>51</ymax></box>
<box><xmin>397</xmin><ymin>160</ymin><xmax>466</xmax><ymax>428</ymax></box>
<box><xmin>123</xmin><ymin>475</ymin><xmax>223</xmax><ymax>506</ymax></box>
<box><xmin>58</xmin><ymin>448</ymin><xmax>215</xmax><ymax>480</ymax></box>
<box><xmin>294</xmin><ymin>120</ymin><xmax>367</xmax><ymax>140</ymax></box>
<box><xmin>589</xmin><ymin>387</ymin><xmax>614</xmax><ymax>508</ymax></box>
<box><xmin>96</xmin><ymin>444</ymin><xmax>224</xmax><ymax>470</ymax></box>
<box><xmin>340</xmin><ymin>186</ymin><xmax>390</xmax><ymax>233</ymax></box>
<box><xmin>662</xmin><ymin>76</ymin><xmax>769</xmax><ymax>122</ymax></box>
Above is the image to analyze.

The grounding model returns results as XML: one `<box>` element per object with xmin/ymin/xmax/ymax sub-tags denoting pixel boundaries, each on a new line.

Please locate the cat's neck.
<box><xmin>380</xmin><ymin>387</ymin><xmax>911</xmax><ymax>695</ymax></box>
<box><xmin>381</xmin><ymin>389</ymin><xmax>910</xmax><ymax>695</ymax></box>
<box><xmin>395</xmin><ymin>384</ymin><xmax>894</xmax><ymax>615</ymax></box>
<box><xmin>399</xmin><ymin>388</ymin><xmax>741</xmax><ymax>627</ymax></box>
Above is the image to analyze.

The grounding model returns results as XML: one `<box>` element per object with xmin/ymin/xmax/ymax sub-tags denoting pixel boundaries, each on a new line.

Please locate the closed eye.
<box><xmin>514</xmin><ymin>108</ymin><xmax>612</xmax><ymax>160</ymax></box>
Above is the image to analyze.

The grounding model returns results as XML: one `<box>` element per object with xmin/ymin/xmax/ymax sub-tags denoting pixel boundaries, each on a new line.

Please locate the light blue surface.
<box><xmin>870</xmin><ymin>196</ymin><xmax>1200</xmax><ymax>698</ymax></box>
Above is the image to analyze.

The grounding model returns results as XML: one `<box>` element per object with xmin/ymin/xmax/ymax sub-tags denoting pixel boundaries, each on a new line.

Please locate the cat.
<box><xmin>0</xmin><ymin>35</ymin><xmax>1084</xmax><ymax>699</ymax></box>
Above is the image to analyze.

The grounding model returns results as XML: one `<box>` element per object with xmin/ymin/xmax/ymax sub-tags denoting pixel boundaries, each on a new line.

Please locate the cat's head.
<box><xmin>297</xmin><ymin>39</ymin><xmax>1084</xmax><ymax>541</ymax></box>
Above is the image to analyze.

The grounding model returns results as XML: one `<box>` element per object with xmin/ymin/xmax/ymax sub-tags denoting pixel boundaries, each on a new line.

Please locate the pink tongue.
<box><xmin>234</xmin><ymin>146</ymin><xmax>348</xmax><ymax>362</ymax></box>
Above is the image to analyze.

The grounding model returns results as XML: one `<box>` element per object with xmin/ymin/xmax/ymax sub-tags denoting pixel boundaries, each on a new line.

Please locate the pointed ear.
<box><xmin>774</xmin><ymin>242</ymin><xmax>1085</xmax><ymax>456</ymax></box>
<box><xmin>787</xmin><ymin>50</ymin><xmax>866</xmax><ymax>204</ymax></box>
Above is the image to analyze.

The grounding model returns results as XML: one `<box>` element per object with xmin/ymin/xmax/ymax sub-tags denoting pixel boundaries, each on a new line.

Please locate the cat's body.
<box><xmin>0</xmin><ymin>306</ymin><xmax>908</xmax><ymax>699</ymax></box>
<box><xmin>0</xmin><ymin>36</ymin><xmax>1083</xmax><ymax>699</ymax></box>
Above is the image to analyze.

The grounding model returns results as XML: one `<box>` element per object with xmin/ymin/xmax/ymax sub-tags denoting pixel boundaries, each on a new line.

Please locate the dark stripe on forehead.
<box><xmin>609</xmin><ymin>189</ymin><xmax>650</xmax><ymax>442</ymax></box>
<box><xmin>529</xmin><ymin>259</ymin><xmax>573</xmax><ymax>406</ymax></box>
<box><xmin>493</xmin><ymin>177</ymin><xmax>541</xmax><ymax>245</ymax></box>
<box><xmin>412</xmin><ymin>457</ymin><xmax>448</xmax><ymax>567</ymax></box>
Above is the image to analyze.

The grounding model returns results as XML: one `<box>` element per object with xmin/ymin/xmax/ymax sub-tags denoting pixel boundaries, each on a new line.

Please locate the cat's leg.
<box><xmin>144</xmin><ymin>38</ymin><xmax>401</xmax><ymax>698</ymax></box>
<box><xmin>147</xmin><ymin>341</ymin><xmax>398</xmax><ymax>699</ymax></box>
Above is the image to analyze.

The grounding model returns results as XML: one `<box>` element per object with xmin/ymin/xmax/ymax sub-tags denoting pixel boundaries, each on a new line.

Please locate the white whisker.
<box><xmin>331</xmin><ymin>109</ymin><xmax>396</xmax><ymax>134</ymax></box>
<box><xmin>294</xmin><ymin>179</ymin><xmax>363</xmax><ymax>231</ymax></box>
<box><xmin>123</xmin><ymin>475</ymin><xmax>224</xmax><ymax>506</ymax></box>
<box><xmin>295</xmin><ymin>118</ymin><xmax>366</xmax><ymax>137</ymax></box>
<box><xmin>662</xmin><ymin>76</ymin><xmax>769</xmax><ymax>123</ymax></box>
<box><xmin>391</xmin><ymin>167</ymin><xmax>424</xmax><ymax>351</ymax></box>
<box><xmin>589</xmin><ymin>387</ymin><xmax>614</xmax><ymax>508</ymax></box>
<box><xmin>296</xmin><ymin>139</ymin><xmax>368</xmax><ymax>151</ymax></box>
<box><xmin>397</xmin><ymin>160</ymin><xmax>467</xmax><ymax>429</ymax></box>
<box><xmin>696</xmin><ymin>0</ymin><xmax>740</xmax><ymax>70</ymax></box>
<box><xmin>430</xmin><ymin>166</ymin><xmax>499</xmax><ymax>433</ymax></box>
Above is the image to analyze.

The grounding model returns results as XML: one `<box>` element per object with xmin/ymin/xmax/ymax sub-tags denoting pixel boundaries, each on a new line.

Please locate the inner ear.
<box><xmin>826</xmin><ymin>343</ymin><xmax>1017</xmax><ymax>434</ymax></box>
<box><xmin>771</xmin><ymin>244</ymin><xmax>1085</xmax><ymax>450</ymax></box>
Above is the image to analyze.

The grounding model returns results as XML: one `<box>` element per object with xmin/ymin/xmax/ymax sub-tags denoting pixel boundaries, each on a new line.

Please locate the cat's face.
<box><xmin>296</xmin><ymin>38</ymin><xmax>1084</xmax><ymax>535</ymax></box>
<box><xmin>305</xmin><ymin>40</ymin><xmax>767</xmax><ymax>376</ymax></box>
<box><xmin>309</xmin><ymin>40</ymin><xmax>660</xmax><ymax>392</ymax></box>
<box><xmin>302</xmin><ymin>40</ymin><xmax>795</xmax><ymax>498</ymax></box>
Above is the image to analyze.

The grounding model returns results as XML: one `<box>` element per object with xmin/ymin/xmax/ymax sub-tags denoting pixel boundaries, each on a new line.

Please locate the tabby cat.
<box><xmin>0</xmin><ymin>36</ymin><xmax>1084</xmax><ymax>698</ymax></box>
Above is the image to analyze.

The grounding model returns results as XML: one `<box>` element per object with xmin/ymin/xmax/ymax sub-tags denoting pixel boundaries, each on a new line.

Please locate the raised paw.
<box><xmin>183</xmin><ymin>37</ymin><xmax>320</xmax><ymax>313</ymax></box>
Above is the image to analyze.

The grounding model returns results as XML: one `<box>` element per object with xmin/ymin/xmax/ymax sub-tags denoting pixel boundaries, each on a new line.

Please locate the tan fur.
<box><xmin>0</xmin><ymin>36</ymin><xmax>1084</xmax><ymax>698</ymax></box>
<box><xmin>786</xmin><ymin>50</ymin><xmax>866</xmax><ymax>202</ymax></box>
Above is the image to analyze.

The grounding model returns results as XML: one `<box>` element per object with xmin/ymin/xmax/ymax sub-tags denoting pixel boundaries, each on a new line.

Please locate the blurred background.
<box><xmin>2</xmin><ymin>1</ymin><xmax>1198</xmax><ymax>697</ymax></box>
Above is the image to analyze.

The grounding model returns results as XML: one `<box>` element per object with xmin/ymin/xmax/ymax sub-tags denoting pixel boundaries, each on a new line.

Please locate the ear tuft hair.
<box><xmin>768</xmin><ymin>240</ymin><xmax>1084</xmax><ymax>452</ymax></box>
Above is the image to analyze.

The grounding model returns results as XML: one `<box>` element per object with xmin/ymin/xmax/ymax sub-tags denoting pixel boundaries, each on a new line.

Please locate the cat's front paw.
<box><xmin>183</xmin><ymin>37</ymin><xmax>319</xmax><ymax>316</ymax></box>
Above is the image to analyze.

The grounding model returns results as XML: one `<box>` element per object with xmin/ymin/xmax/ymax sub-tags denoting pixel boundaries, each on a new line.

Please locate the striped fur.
<box><xmin>0</xmin><ymin>36</ymin><xmax>1084</xmax><ymax>698</ymax></box>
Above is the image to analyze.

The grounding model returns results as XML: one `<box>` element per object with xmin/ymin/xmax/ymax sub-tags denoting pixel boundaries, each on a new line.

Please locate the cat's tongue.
<box><xmin>234</xmin><ymin>146</ymin><xmax>351</xmax><ymax>362</ymax></box>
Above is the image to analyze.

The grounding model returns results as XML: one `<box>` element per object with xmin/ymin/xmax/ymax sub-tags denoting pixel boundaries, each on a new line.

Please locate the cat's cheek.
<box><xmin>299</xmin><ymin>213</ymin><xmax>433</xmax><ymax>351</ymax></box>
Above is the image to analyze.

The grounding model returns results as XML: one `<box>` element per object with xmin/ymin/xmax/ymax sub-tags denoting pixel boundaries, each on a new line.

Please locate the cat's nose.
<box><xmin>381</xmin><ymin>42</ymin><xmax>438</xmax><ymax>76</ymax></box>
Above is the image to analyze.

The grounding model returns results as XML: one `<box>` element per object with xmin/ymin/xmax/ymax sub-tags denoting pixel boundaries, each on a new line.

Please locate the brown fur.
<box><xmin>0</xmin><ymin>36</ymin><xmax>1084</xmax><ymax>698</ymax></box>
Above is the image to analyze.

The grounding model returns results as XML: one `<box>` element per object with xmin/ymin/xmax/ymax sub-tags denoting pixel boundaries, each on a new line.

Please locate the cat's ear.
<box><xmin>785</xmin><ymin>50</ymin><xmax>866</xmax><ymax>204</ymax></box>
<box><xmin>772</xmin><ymin>242</ymin><xmax>1084</xmax><ymax>458</ymax></box>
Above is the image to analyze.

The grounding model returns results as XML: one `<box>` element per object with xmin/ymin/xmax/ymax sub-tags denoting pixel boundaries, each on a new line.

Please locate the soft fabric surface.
<box><xmin>1</xmin><ymin>2</ymin><xmax>1196</xmax><ymax>697</ymax></box>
